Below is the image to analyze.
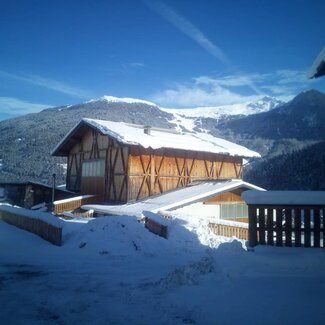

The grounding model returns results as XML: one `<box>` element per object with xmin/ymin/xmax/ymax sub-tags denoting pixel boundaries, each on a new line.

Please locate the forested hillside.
<box><xmin>245</xmin><ymin>141</ymin><xmax>325</xmax><ymax>190</ymax></box>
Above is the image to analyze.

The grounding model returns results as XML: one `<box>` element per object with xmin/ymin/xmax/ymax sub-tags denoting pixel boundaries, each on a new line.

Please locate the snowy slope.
<box><xmin>1</xmin><ymin>209</ymin><xmax>325</xmax><ymax>324</ymax></box>
<box><xmin>160</xmin><ymin>96</ymin><xmax>284</xmax><ymax>132</ymax></box>
<box><xmin>161</xmin><ymin>96</ymin><xmax>284</xmax><ymax>120</ymax></box>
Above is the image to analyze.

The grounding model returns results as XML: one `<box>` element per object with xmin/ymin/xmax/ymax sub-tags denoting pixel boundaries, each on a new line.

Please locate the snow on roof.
<box><xmin>82</xmin><ymin>180</ymin><xmax>265</xmax><ymax>217</ymax></box>
<box><xmin>52</xmin><ymin>118</ymin><xmax>260</xmax><ymax>158</ymax></box>
<box><xmin>242</xmin><ymin>190</ymin><xmax>325</xmax><ymax>206</ymax></box>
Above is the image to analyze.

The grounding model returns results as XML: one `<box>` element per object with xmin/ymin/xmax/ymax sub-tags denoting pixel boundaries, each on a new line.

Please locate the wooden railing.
<box><xmin>0</xmin><ymin>206</ymin><xmax>62</xmax><ymax>246</ymax></box>
<box><xmin>144</xmin><ymin>217</ymin><xmax>168</xmax><ymax>238</ymax></box>
<box><xmin>208</xmin><ymin>221</ymin><xmax>248</xmax><ymax>240</ymax></box>
<box><xmin>53</xmin><ymin>195</ymin><xmax>100</xmax><ymax>214</ymax></box>
<box><xmin>248</xmin><ymin>205</ymin><xmax>325</xmax><ymax>248</ymax></box>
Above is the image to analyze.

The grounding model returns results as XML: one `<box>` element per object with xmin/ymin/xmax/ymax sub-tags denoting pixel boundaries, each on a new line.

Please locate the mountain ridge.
<box><xmin>0</xmin><ymin>89</ymin><xmax>324</xmax><ymax>190</ymax></box>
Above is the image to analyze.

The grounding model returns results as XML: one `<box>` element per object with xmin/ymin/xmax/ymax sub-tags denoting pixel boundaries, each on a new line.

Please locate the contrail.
<box><xmin>143</xmin><ymin>0</ymin><xmax>262</xmax><ymax>95</ymax></box>
<box><xmin>0</xmin><ymin>70</ymin><xmax>91</xmax><ymax>98</ymax></box>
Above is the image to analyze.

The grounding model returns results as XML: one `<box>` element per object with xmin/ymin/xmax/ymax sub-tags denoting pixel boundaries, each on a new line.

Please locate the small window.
<box><xmin>220</xmin><ymin>203</ymin><xmax>248</xmax><ymax>220</ymax></box>
<box><xmin>82</xmin><ymin>160</ymin><xmax>105</xmax><ymax>177</ymax></box>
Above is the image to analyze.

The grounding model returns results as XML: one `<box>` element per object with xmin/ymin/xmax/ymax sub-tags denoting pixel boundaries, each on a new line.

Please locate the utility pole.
<box><xmin>52</xmin><ymin>173</ymin><xmax>56</xmax><ymax>204</ymax></box>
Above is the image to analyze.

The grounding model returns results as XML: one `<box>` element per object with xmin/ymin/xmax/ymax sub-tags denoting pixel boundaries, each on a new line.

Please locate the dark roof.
<box><xmin>0</xmin><ymin>181</ymin><xmax>72</xmax><ymax>193</ymax></box>
<box><xmin>308</xmin><ymin>46</ymin><xmax>325</xmax><ymax>79</ymax></box>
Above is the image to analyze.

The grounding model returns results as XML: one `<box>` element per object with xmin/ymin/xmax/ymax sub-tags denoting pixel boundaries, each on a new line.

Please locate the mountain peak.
<box><xmin>86</xmin><ymin>95</ymin><xmax>157</xmax><ymax>107</ymax></box>
<box><xmin>286</xmin><ymin>89</ymin><xmax>325</xmax><ymax>109</ymax></box>
<box><xmin>248</xmin><ymin>96</ymin><xmax>285</xmax><ymax>111</ymax></box>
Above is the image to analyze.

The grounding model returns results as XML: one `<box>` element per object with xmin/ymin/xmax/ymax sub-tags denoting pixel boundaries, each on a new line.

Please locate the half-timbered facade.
<box><xmin>52</xmin><ymin>118</ymin><xmax>260</xmax><ymax>203</ymax></box>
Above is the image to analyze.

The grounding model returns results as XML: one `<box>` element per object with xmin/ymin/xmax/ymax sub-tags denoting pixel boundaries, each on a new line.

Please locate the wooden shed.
<box><xmin>52</xmin><ymin>118</ymin><xmax>260</xmax><ymax>203</ymax></box>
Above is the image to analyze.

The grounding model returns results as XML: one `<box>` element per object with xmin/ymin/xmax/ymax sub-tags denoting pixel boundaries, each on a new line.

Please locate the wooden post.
<box><xmin>314</xmin><ymin>208</ymin><xmax>320</xmax><ymax>247</ymax></box>
<box><xmin>248</xmin><ymin>205</ymin><xmax>257</xmax><ymax>247</ymax></box>
<box><xmin>294</xmin><ymin>208</ymin><xmax>302</xmax><ymax>247</ymax></box>
<box><xmin>52</xmin><ymin>173</ymin><xmax>56</xmax><ymax>204</ymax></box>
<box><xmin>267</xmin><ymin>208</ymin><xmax>274</xmax><ymax>245</ymax></box>
<box><xmin>276</xmin><ymin>208</ymin><xmax>283</xmax><ymax>246</ymax></box>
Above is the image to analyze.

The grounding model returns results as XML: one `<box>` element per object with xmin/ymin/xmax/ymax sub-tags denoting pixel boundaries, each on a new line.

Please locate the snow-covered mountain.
<box><xmin>87</xmin><ymin>95</ymin><xmax>158</xmax><ymax>107</ymax></box>
<box><xmin>161</xmin><ymin>96</ymin><xmax>284</xmax><ymax>120</ymax></box>
<box><xmin>158</xmin><ymin>96</ymin><xmax>284</xmax><ymax>132</ymax></box>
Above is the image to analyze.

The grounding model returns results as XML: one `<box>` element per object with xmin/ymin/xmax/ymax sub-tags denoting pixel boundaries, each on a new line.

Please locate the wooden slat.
<box><xmin>294</xmin><ymin>208</ymin><xmax>302</xmax><ymax>247</ymax></box>
<box><xmin>248</xmin><ymin>206</ymin><xmax>257</xmax><ymax>247</ymax></box>
<box><xmin>313</xmin><ymin>208</ymin><xmax>320</xmax><ymax>247</ymax></box>
<box><xmin>208</xmin><ymin>222</ymin><xmax>248</xmax><ymax>241</ymax></box>
<box><xmin>267</xmin><ymin>208</ymin><xmax>274</xmax><ymax>245</ymax></box>
<box><xmin>276</xmin><ymin>208</ymin><xmax>283</xmax><ymax>246</ymax></box>
<box><xmin>304</xmin><ymin>208</ymin><xmax>311</xmax><ymax>247</ymax></box>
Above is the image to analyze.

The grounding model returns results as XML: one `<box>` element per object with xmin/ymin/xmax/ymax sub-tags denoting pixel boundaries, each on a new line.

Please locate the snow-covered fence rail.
<box><xmin>242</xmin><ymin>191</ymin><xmax>325</xmax><ymax>248</ymax></box>
<box><xmin>208</xmin><ymin>220</ymin><xmax>248</xmax><ymax>240</ymax></box>
<box><xmin>143</xmin><ymin>211</ymin><xmax>168</xmax><ymax>238</ymax></box>
<box><xmin>0</xmin><ymin>205</ymin><xmax>63</xmax><ymax>246</ymax></box>
<box><xmin>53</xmin><ymin>195</ymin><xmax>99</xmax><ymax>214</ymax></box>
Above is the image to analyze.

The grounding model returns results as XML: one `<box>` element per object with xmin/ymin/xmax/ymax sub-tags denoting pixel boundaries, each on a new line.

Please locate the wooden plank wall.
<box><xmin>67</xmin><ymin>129</ymin><xmax>129</xmax><ymax>203</ymax></box>
<box><xmin>128</xmin><ymin>147</ymin><xmax>243</xmax><ymax>201</ymax></box>
<box><xmin>203</xmin><ymin>190</ymin><xmax>244</xmax><ymax>204</ymax></box>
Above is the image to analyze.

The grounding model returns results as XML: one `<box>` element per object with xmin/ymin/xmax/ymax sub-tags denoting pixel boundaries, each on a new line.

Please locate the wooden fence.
<box><xmin>0</xmin><ymin>207</ymin><xmax>62</xmax><ymax>246</ymax></box>
<box><xmin>53</xmin><ymin>195</ymin><xmax>100</xmax><ymax>214</ymax></box>
<box><xmin>208</xmin><ymin>221</ymin><xmax>248</xmax><ymax>240</ymax></box>
<box><xmin>248</xmin><ymin>205</ymin><xmax>325</xmax><ymax>248</ymax></box>
<box><xmin>144</xmin><ymin>217</ymin><xmax>168</xmax><ymax>238</ymax></box>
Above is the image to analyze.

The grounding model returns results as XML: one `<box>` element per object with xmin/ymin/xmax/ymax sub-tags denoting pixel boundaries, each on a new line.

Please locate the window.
<box><xmin>82</xmin><ymin>160</ymin><xmax>105</xmax><ymax>177</ymax></box>
<box><xmin>220</xmin><ymin>203</ymin><xmax>248</xmax><ymax>220</ymax></box>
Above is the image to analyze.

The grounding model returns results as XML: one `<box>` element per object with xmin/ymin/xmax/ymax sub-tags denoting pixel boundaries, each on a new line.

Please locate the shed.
<box><xmin>0</xmin><ymin>181</ymin><xmax>73</xmax><ymax>208</ymax></box>
<box><xmin>82</xmin><ymin>179</ymin><xmax>265</xmax><ymax>223</ymax></box>
<box><xmin>52</xmin><ymin>118</ymin><xmax>260</xmax><ymax>203</ymax></box>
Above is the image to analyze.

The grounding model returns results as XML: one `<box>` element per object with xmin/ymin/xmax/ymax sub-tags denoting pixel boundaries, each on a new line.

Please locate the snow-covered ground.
<box><xmin>1</xmin><ymin>212</ymin><xmax>325</xmax><ymax>324</ymax></box>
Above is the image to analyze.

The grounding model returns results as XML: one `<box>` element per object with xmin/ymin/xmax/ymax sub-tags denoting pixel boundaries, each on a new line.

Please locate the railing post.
<box><xmin>248</xmin><ymin>205</ymin><xmax>257</xmax><ymax>247</ymax></box>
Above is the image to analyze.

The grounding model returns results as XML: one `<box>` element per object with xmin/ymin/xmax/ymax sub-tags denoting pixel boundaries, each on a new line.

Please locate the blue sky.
<box><xmin>0</xmin><ymin>0</ymin><xmax>324</xmax><ymax>120</ymax></box>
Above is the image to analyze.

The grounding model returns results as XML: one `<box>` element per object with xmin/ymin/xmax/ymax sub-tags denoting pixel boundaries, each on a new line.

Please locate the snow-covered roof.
<box><xmin>52</xmin><ymin>118</ymin><xmax>260</xmax><ymax>158</ymax></box>
<box><xmin>82</xmin><ymin>179</ymin><xmax>265</xmax><ymax>217</ymax></box>
<box><xmin>242</xmin><ymin>190</ymin><xmax>325</xmax><ymax>206</ymax></box>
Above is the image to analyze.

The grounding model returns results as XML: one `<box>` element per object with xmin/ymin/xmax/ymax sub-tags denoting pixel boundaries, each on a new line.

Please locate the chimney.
<box><xmin>144</xmin><ymin>126</ymin><xmax>152</xmax><ymax>135</ymax></box>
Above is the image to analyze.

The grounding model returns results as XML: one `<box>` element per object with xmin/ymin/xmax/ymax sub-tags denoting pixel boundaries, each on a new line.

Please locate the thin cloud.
<box><xmin>194</xmin><ymin>74</ymin><xmax>266</xmax><ymax>88</ymax></box>
<box><xmin>0</xmin><ymin>70</ymin><xmax>90</xmax><ymax>98</ymax></box>
<box><xmin>129</xmin><ymin>62</ymin><xmax>145</xmax><ymax>68</ymax></box>
<box><xmin>151</xmin><ymin>68</ymin><xmax>318</xmax><ymax>107</ymax></box>
<box><xmin>275</xmin><ymin>69</ymin><xmax>308</xmax><ymax>84</ymax></box>
<box><xmin>151</xmin><ymin>81</ymin><xmax>260</xmax><ymax>107</ymax></box>
<box><xmin>0</xmin><ymin>97</ymin><xmax>51</xmax><ymax>116</ymax></box>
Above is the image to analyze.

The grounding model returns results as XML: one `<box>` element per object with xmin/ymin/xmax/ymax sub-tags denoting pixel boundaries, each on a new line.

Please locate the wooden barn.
<box><xmin>52</xmin><ymin>118</ymin><xmax>260</xmax><ymax>204</ymax></box>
